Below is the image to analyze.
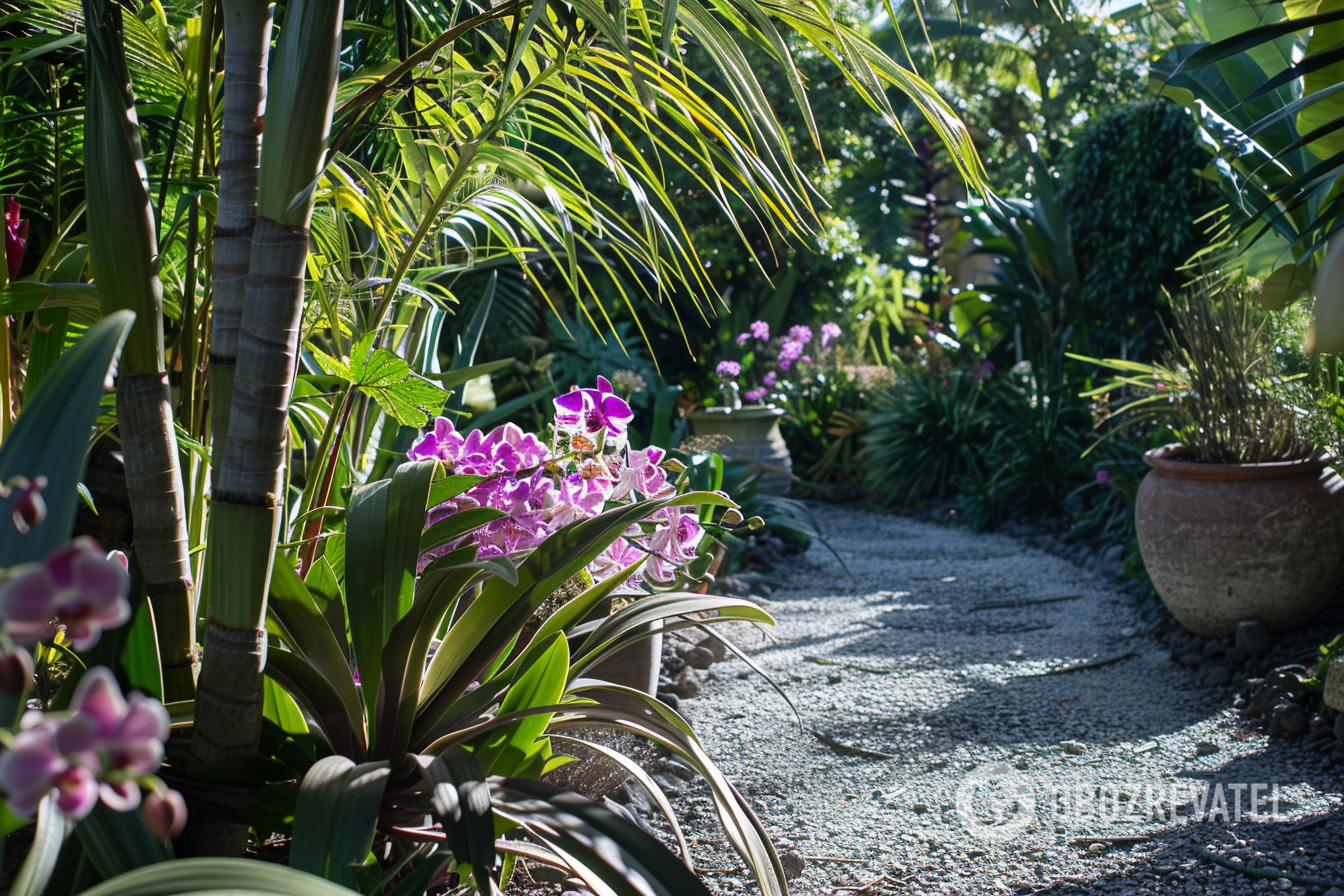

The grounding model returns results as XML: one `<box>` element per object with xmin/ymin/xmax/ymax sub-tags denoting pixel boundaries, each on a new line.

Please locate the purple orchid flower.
<box><xmin>553</xmin><ymin>376</ymin><xmax>634</xmax><ymax>440</ymax></box>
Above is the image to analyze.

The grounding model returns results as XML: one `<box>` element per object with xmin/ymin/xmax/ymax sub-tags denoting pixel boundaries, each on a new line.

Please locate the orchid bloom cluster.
<box><xmin>719</xmin><ymin>320</ymin><xmax>843</xmax><ymax>405</ymax></box>
<box><xmin>0</xmin><ymin>536</ymin><xmax>182</xmax><ymax>834</ymax></box>
<box><xmin>0</xmin><ymin>668</ymin><xmax>185</xmax><ymax>837</ymax></box>
<box><xmin>0</xmin><ymin>537</ymin><xmax>132</xmax><ymax>650</ymax></box>
<box><xmin>410</xmin><ymin>377</ymin><xmax>705</xmax><ymax>590</ymax></box>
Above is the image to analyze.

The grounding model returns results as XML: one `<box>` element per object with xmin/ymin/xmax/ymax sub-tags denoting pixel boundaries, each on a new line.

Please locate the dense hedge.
<box><xmin>1063</xmin><ymin>100</ymin><xmax>1218</xmax><ymax>358</ymax></box>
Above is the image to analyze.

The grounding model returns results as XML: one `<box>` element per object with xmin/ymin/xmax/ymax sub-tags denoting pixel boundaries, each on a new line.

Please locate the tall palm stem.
<box><xmin>83</xmin><ymin>0</ymin><xmax>196</xmax><ymax>701</ymax></box>
<box><xmin>209</xmin><ymin>0</ymin><xmax>273</xmax><ymax>484</ymax></box>
<box><xmin>193</xmin><ymin>0</ymin><xmax>345</xmax><ymax>773</ymax></box>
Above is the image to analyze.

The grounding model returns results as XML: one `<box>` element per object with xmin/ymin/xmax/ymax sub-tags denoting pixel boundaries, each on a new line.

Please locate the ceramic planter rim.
<box><xmin>1142</xmin><ymin>443</ymin><xmax>1332</xmax><ymax>482</ymax></box>
<box><xmin>689</xmin><ymin>405</ymin><xmax>785</xmax><ymax>419</ymax></box>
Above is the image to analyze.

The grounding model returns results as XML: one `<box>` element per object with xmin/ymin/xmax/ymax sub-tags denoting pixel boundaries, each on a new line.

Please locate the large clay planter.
<box><xmin>689</xmin><ymin>406</ymin><xmax>793</xmax><ymax>495</ymax></box>
<box><xmin>1135</xmin><ymin>445</ymin><xmax>1344</xmax><ymax>636</ymax></box>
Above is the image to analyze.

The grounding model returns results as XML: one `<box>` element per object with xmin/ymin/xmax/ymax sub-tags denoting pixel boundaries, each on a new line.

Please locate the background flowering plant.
<box><xmin>709</xmin><ymin>320</ymin><xmax>844</xmax><ymax>408</ymax></box>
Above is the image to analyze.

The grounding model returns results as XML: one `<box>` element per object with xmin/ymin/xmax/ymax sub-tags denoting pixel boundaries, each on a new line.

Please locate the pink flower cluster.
<box><xmin>0</xmin><ymin>538</ymin><xmax>131</xmax><ymax>650</ymax></box>
<box><xmin>725</xmin><ymin>320</ymin><xmax>840</xmax><ymax>392</ymax></box>
<box><xmin>410</xmin><ymin>379</ymin><xmax>704</xmax><ymax>590</ymax></box>
<box><xmin>0</xmin><ymin>667</ymin><xmax>182</xmax><ymax>835</ymax></box>
<box><xmin>715</xmin><ymin>360</ymin><xmax>741</xmax><ymax>379</ymax></box>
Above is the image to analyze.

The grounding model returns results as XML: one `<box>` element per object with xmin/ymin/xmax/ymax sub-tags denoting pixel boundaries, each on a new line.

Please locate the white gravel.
<box><xmin>662</xmin><ymin>504</ymin><xmax>1344</xmax><ymax>895</ymax></box>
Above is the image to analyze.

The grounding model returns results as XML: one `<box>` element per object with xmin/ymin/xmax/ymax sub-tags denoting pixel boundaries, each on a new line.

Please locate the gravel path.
<box><xmin>663</xmin><ymin>504</ymin><xmax>1344</xmax><ymax>895</ymax></box>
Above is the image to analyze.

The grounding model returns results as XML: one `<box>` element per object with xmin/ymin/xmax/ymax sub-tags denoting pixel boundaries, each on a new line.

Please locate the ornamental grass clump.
<box><xmin>1081</xmin><ymin>278</ymin><xmax>1314</xmax><ymax>465</ymax></box>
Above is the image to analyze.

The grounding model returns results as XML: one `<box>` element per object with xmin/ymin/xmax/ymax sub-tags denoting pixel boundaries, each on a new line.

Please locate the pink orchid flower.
<box><xmin>0</xmin><ymin>667</ymin><xmax>171</xmax><ymax>821</ymax></box>
<box><xmin>0</xmin><ymin>537</ymin><xmax>130</xmax><ymax>649</ymax></box>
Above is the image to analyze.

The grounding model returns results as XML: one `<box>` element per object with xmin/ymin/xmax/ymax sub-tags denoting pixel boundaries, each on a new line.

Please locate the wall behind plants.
<box><xmin>1063</xmin><ymin>100</ymin><xmax>1220</xmax><ymax>360</ymax></box>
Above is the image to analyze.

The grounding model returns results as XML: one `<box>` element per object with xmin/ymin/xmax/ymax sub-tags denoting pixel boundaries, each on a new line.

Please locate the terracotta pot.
<box><xmin>688</xmin><ymin>406</ymin><xmax>793</xmax><ymax>495</ymax></box>
<box><xmin>1135</xmin><ymin>445</ymin><xmax>1344</xmax><ymax>636</ymax></box>
<box><xmin>586</xmin><ymin>626</ymin><xmax>663</xmax><ymax>695</ymax></box>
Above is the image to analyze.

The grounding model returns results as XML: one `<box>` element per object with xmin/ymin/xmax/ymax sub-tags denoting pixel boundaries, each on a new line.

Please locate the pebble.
<box><xmin>780</xmin><ymin>852</ymin><xmax>805</xmax><ymax>880</ymax></box>
<box><xmin>1236</xmin><ymin>619</ymin><xmax>1275</xmax><ymax>656</ymax></box>
<box><xmin>1195</xmin><ymin>741</ymin><xmax>1219</xmax><ymax>756</ymax></box>
<box><xmin>684</xmin><ymin>646</ymin><xmax>715</xmax><ymax>670</ymax></box>
<box><xmin>673</xmin><ymin>667</ymin><xmax>702</xmax><ymax>699</ymax></box>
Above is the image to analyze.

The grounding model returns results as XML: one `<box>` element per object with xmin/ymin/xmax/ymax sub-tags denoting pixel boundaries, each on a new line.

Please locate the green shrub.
<box><xmin>859</xmin><ymin>375</ymin><xmax>992</xmax><ymax>507</ymax></box>
<box><xmin>1063</xmin><ymin>100</ymin><xmax>1219</xmax><ymax>359</ymax></box>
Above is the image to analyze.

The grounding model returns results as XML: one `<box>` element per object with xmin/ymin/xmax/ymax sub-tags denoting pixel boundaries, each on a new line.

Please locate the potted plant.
<box><xmin>1087</xmin><ymin>280</ymin><xmax>1344</xmax><ymax>636</ymax></box>
<box><xmin>690</xmin><ymin>321</ymin><xmax>842</xmax><ymax>493</ymax></box>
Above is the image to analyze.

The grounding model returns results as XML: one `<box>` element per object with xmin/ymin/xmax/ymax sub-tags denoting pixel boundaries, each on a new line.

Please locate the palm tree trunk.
<box><xmin>83</xmin><ymin>0</ymin><xmax>195</xmax><ymax>702</ymax></box>
<box><xmin>209</xmin><ymin>0</ymin><xmax>273</xmax><ymax>475</ymax></box>
<box><xmin>193</xmin><ymin>0</ymin><xmax>345</xmax><ymax>775</ymax></box>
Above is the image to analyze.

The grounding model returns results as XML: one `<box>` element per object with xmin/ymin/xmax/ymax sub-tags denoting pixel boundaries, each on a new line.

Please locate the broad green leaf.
<box><xmin>75</xmin><ymin>800</ymin><xmax>173</xmax><ymax>880</ymax></box>
<box><xmin>1262</xmin><ymin>263</ymin><xmax>1314</xmax><ymax>309</ymax></box>
<box><xmin>474</xmin><ymin>633</ymin><xmax>569</xmax><ymax>776</ymax></box>
<box><xmin>1300</xmin><ymin>0</ymin><xmax>1344</xmax><ymax>158</ymax></box>
<box><xmin>75</xmin><ymin>858</ymin><xmax>360</xmax><ymax>895</ymax></box>
<box><xmin>320</xmin><ymin>333</ymin><xmax>450</xmax><ymax>426</ymax></box>
<box><xmin>10</xmin><ymin>798</ymin><xmax>69</xmax><ymax>896</ymax></box>
<box><xmin>493</xmin><ymin>778</ymin><xmax>713</xmax><ymax>896</ymax></box>
<box><xmin>291</xmin><ymin>756</ymin><xmax>390</xmax><ymax>888</ymax></box>
<box><xmin>0</xmin><ymin>311</ymin><xmax>133</xmax><ymax>566</ymax></box>
<box><xmin>423</xmin><ymin>748</ymin><xmax>494</xmax><ymax>895</ymax></box>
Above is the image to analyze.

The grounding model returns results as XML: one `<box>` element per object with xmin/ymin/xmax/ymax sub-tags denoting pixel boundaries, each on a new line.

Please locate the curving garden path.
<box><xmin>662</xmin><ymin>504</ymin><xmax>1344</xmax><ymax>896</ymax></box>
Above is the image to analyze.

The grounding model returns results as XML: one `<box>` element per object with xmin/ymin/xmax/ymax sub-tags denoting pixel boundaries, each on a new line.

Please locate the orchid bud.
<box><xmin>141</xmin><ymin>788</ymin><xmax>188</xmax><ymax>840</ymax></box>
<box><xmin>0</xmin><ymin>646</ymin><xmax>33</xmax><ymax>695</ymax></box>
<box><xmin>4</xmin><ymin>197</ymin><xmax>27</xmax><ymax>283</ymax></box>
<box><xmin>10</xmin><ymin>475</ymin><xmax>48</xmax><ymax>534</ymax></box>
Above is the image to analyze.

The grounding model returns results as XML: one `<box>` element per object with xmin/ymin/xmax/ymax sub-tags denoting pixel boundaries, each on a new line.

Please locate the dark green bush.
<box><xmin>1063</xmin><ymin>100</ymin><xmax>1219</xmax><ymax>359</ymax></box>
<box><xmin>859</xmin><ymin>375</ymin><xmax>992</xmax><ymax>507</ymax></box>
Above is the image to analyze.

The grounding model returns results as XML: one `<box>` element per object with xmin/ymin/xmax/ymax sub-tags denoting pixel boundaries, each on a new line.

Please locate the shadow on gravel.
<box><xmin>1015</xmin><ymin>807</ymin><xmax>1344</xmax><ymax>895</ymax></box>
<box><xmin>817</xmin><ymin>656</ymin><xmax>1222</xmax><ymax>750</ymax></box>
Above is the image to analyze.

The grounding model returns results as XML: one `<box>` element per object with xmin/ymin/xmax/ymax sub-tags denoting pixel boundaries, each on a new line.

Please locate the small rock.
<box><xmin>656</xmin><ymin>690</ymin><xmax>681</xmax><ymax>711</ymax></box>
<box><xmin>780</xmin><ymin>852</ymin><xmax>805</xmax><ymax>881</ymax></box>
<box><xmin>1200</xmin><ymin>666</ymin><xmax>1236</xmax><ymax>687</ymax></box>
<box><xmin>1270</xmin><ymin>701</ymin><xmax>1309</xmax><ymax>736</ymax></box>
<box><xmin>1195</xmin><ymin>741</ymin><xmax>1219</xmax><ymax>756</ymax></box>
<box><xmin>912</xmin><ymin>803</ymin><xmax>929</xmax><ymax>814</ymax></box>
<box><xmin>827</xmin><ymin>673</ymin><xmax>843</xmax><ymax>684</ymax></box>
<box><xmin>674</xmin><ymin>668</ymin><xmax>703</xmax><ymax>699</ymax></box>
<box><xmin>1334</xmin><ymin>713</ymin><xmax>1344</xmax><ymax>742</ymax></box>
<box><xmin>1235</xmin><ymin>620</ymin><xmax>1275</xmax><ymax>656</ymax></box>
<box><xmin>1177</xmin><ymin>652</ymin><xmax>1204</xmax><ymax>667</ymax></box>
<box><xmin>1321</xmin><ymin>888</ymin><xmax>1344</xmax><ymax>896</ymax></box>
<box><xmin>697</xmin><ymin>635</ymin><xmax>728</xmax><ymax>663</ymax></box>
<box><xmin>1060</xmin><ymin>741</ymin><xmax>1087</xmax><ymax>755</ymax></box>
<box><xmin>1310</xmin><ymin>712</ymin><xmax>1335</xmax><ymax>740</ymax></box>
<box><xmin>684</xmin><ymin>646</ymin><xmax>715</xmax><ymax>670</ymax></box>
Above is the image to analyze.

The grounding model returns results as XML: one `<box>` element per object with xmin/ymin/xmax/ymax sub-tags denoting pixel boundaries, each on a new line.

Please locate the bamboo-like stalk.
<box><xmin>209</xmin><ymin>0</ymin><xmax>273</xmax><ymax>480</ymax></box>
<box><xmin>193</xmin><ymin>0</ymin><xmax>345</xmax><ymax>774</ymax></box>
<box><xmin>83</xmin><ymin>0</ymin><xmax>196</xmax><ymax>702</ymax></box>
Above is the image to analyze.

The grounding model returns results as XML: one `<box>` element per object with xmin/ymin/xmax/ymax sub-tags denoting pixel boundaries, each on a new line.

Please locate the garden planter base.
<box><xmin>688</xmin><ymin>406</ymin><xmax>793</xmax><ymax>495</ymax></box>
<box><xmin>1136</xmin><ymin>447</ymin><xmax>1344</xmax><ymax>637</ymax></box>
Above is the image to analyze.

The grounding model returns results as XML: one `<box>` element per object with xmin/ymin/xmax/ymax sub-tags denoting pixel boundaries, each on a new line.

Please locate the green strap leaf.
<box><xmin>291</xmin><ymin>755</ymin><xmax>391</xmax><ymax>888</ymax></box>
<box><xmin>0</xmin><ymin>311</ymin><xmax>133</xmax><ymax>566</ymax></box>
<box><xmin>72</xmin><ymin>858</ymin><xmax>362</xmax><ymax>896</ymax></box>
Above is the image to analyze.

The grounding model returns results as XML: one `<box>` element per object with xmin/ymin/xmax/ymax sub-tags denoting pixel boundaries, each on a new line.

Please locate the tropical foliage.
<box><xmin>0</xmin><ymin>0</ymin><xmax>997</xmax><ymax>892</ymax></box>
